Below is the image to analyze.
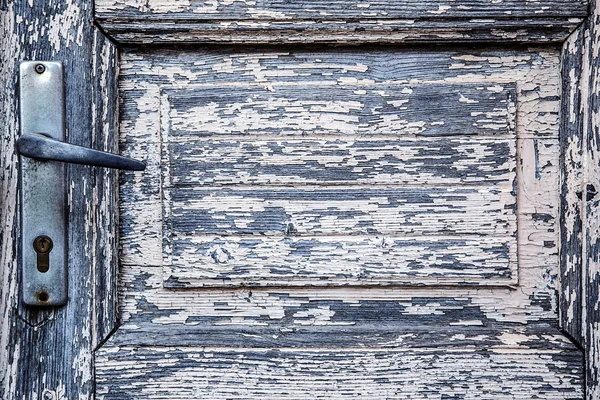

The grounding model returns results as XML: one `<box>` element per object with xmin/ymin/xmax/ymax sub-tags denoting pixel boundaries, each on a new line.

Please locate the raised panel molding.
<box><xmin>160</xmin><ymin>82</ymin><xmax>519</xmax><ymax>288</ymax></box>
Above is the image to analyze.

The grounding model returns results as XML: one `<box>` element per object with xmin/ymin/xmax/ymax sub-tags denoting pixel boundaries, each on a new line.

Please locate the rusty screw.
<box><xmin>34</xmin><ymin>64</ymin><xmax>46</xmax><ymax>74</ymax></box>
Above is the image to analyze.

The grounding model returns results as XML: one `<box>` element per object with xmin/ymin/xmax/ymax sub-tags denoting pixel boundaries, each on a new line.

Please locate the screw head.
<box><xmin>36</xmin><ymin>291</ymin><xmax>50</xmax><ymax>304</ymax></box>
<box><xmin>34</xmin><ymin>64</ymin><xmax>46</xmax><ymax>74</ymax></box>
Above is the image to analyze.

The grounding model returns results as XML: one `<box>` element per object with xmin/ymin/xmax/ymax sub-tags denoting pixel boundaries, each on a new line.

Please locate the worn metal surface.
<box><xmin>93</xmin><ymin>0</ymin><xmax>588</xmax><ymax>44</ymax></box>
<box><xmin>19</xmin><ymin>61</ymin><xmax>68</xmax><ymax>306</ymax></box>
<box><xmin>17</xmin><ymin>133</ymin><xmax>146</xmax><ymax>170</ymax></box>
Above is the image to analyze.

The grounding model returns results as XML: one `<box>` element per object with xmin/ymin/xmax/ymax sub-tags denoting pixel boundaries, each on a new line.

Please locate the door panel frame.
<box><xmin>1</xmin><ymin>0</ymin><xmax>598</xmax><ymax>398</ymax></box>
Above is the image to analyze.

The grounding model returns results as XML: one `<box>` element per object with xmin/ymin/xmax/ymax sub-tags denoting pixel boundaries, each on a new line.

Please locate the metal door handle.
<box><xmin>18</xmin><ymin>60</ymin><xmax>145</xmax><ymax>307</ymax></box>
<box><xmin>17</xmin><ymin>133</ymin><xmax>146</xmax><ymax>171</ymax></box>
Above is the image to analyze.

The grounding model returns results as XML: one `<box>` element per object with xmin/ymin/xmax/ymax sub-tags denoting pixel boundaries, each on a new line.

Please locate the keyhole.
<box><xmin>33</xmin><ymin>235</ymin><xmax>53</xmax><ymax>273</ymax></box>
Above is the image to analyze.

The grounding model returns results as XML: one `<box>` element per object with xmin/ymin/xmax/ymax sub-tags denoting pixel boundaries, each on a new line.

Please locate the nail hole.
<box><xmin>36</xmin><ymin>291</ymin><xmax>49</xmax><ymax>303</ymax></box>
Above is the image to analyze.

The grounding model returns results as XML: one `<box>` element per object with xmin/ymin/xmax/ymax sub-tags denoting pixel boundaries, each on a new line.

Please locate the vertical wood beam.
<box><xmin>0</xmin><ymin>1</ymin><xmax>118</xmax><ymax>398</ymax></box>
<box><xmin>561</xmin><ymin>24</ymin><xmax>587</xmax><ymax>349</ymax></box>
<box><xmin>585</xmin><ymin>1</ymin><xmax>600</xmax><ymax>398</ymax></box>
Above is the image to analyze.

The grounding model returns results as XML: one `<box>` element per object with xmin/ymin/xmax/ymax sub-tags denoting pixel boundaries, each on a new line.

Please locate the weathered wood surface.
<box><xmin>165</xmin><ymin>83</ymin><xmax>516</xmax><ymax>138</ymax></box>
<box><xmin>118</xmin><ymin>47</ymin><xmax>562</xmax><ymax>275</ymax></box>
<box><xmin>169</xmin><ymin>188</ymin><xmax>516</xmax><ymax>236</ymax></box>
<box><xmin>97</xmin><ymin>0</ymin><xmax>589</xmax><ymax>19</ymax></box>
<box><xmin>161</xmin><ymin>79</ymin><xmax>518</xmax><ymax>287</ymax></box>
<box><xmin>94</xmin><ymin>0</ymin><xmax>588</xmax><ymax>44</ymax></box>
<box><xmin>583</xmin><ymin>1</ymin><xmax>600</xmax><ymax>398</ymax></box>
<box><xmin>559</xmin><ymin>26</ymin><xmax>587</xmax><ymax>349</ymax></box>
<box><xmin>165</xmin><ymin>187</ymin><xmax>518</xmax><ymax>287</ymax></box>
<box><xmin>117</xmin><ymin>49</ymin><xmax>559</xmax><ymax>290</ymax></box>
<box><xmin>165</xmin><ymin>235</ymin><xmax>517</xmax><ymax>287</ymax></box>
<box><xmin>96</xmin><ymin>346</ymin><xmax>583</xmax><ymax>399</ymax></box>
<box><xmin>0</xmin><ymin>1</ymin><xmax>592</xmax><ymax>399</ymax></box>
<box><xmin>169</xmin><ymin>138</ymin><xmax>515</xmax><ymax>186</ymax></box>
<box><xmin>164</xmin><ymin>83</ymin><xmax>516</xmax><ymax>185</ymax></box>
<box><xmin>98</xmin><ymin>19</ymin><xmax>587</xmax><ymax>45</ymax></box>
<box><xmin>96</xmin><ymin>46</ymin><xmax>585</xmax><ymax>398</ymax></box>
<box><xmin>0</xmin><ymin>1</ymin><xmax>119</xmax><ymax>399</ymax></box>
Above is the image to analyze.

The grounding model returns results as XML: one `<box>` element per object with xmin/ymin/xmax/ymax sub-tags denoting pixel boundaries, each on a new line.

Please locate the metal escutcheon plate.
<box><xmin>20</xmin><ymin>61</ymin><xmax>68</xmax><ymax>306</ymax></box>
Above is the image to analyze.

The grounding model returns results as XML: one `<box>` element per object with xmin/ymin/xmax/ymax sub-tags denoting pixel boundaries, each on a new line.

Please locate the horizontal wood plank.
<box><xmin>106</xmin><ymin>321</ymin><xmax>580</xmax><ymax>349</ymax></box>
<box><xmin>164</xmin><ymin>235</ymin><xmax>517</xmax><ymax>287</ymax></box>
<box><xmin>95</xmin><ymin>0</ymin><xmax>588</xmax><ymax>44</ymax></box>
<box><xmin>168</xmin><ymin>138</ymin><xmax>516</xmax><ymax>186</ymax></box>
<box><xmin>98</xmin><ymin>0</ymin><xmax>589</xmax><ymax>20</ymax></box>
<box><xmin>95</xmin><ymin>345</ymin><xmax>583</xmax><ymax>400</ymax></box>
<box><xmin>168</xmin><ymin>187</ymin><xmax>517</xmax><ymax>236</ymax></box>
<box><xmin>98</xmin><ymin>19</ymin><xmax>586</xmax><ymax>44</ymax></box>
<box><xmin>164</xmin><ymin>84</ymin><xmax>516</xmax><ymax>138</ymax></box>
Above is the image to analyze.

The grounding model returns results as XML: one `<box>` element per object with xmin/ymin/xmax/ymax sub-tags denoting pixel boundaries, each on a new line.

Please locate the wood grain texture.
<box><xmin>0</xmin><ymin>1</ymin><xmax>119</xmax><ymax>399</ymax></box>
<box><xmin>117</xmin><ymin>47</ymin><xmax>563</xmax><ymax>275</ymax></box>
<box><xmin>559</xmin><ymin>26</ymin><xmax>586</xmax><ymax>349</ymax></box>
<box><xmin>165</xmin><ymin>235</ymin><xmax>518</xmax><ymax>287</ymax></box>
<box><xmin>96</xmin><ymin>346</ymin><xmax>583</xmax><ymax>400</ymax></box>
<box><xmin>0</xmin><ymin>2</ymin><xmax>20</xmax><ymax>396</ymax></box>
<box><xmin>165</xmin><ymin>83</ymin><xmax>516</xmax><ymax>138</ymax></box>
<box><xmin>93</xmin><ymin>0</ymin><xmax>588</xmax><ymax>44</ymax></box>
<box><xmin>97</xmin><ymin>45</ymin><xmax>584</xmax><ymax>398</ymax></box>
<box><xmin>97</xmin><ymin>0</ymin><xmax>589</xmax><ymax>19</ymax></box>
<box><xmin>91</xmin><ymin>27</ymin><xmax>121</xmax><ymax>349</ymax></box>
<box><xmin>584</xmin><ymin>1</ymin><xmax>600</xmax><ymax>398</ymax></box>
<box><xmin>161</xmin><ymin>79</ymin><xmax>518</xmax><ymax>287</ymax></box>
<box><xmin>164</xmin><ymin>187</ymin><xmax>518</xmax><ymax>287</ymax></box>
<box><xmin>169</xmin><ymin>187</ymin><xmax>516</xmax><ymax>237</ymax></box>
<box><xmin>168</xmin><ymin>138</ymin><xmax>515</xmax><ymax>186</ymax></box>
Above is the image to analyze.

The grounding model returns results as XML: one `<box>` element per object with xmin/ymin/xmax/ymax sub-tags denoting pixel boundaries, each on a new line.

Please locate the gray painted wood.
<box><xmin>164</xmin><ymin>83</ymin><xmax>516</xmax><ymax>137</ymax></box>
<box><xmin>94</xmin><ymin>0</ymin><xmax>588</xmax><ymax>44</ymax></box>
<box><xmin>559</xmin><ymin>25</ymin><xmax>586</xmax><ymax>349</ymax></box>
<box><xmin>162</xmin><ymin>80</ymin><xmax>518</xmax><ymax>287</ymax></box>
<box><xmin>0</xmin><ymin>1</ymin><xmax>593</xmax><ymax>399</ymax></box>
<box><xmin>556</xmin><ymin>2</ymin><xmax>600</xmax><ymax>398</ymax></box>
<box><xmin>0</xmin><ymin>1</ymin><xmax>118</xmax><ymax>399</ymax></box>
<box><xmin>96</xmin><ymin>45</ymin><xmax>584</xmax><ymax>398</ymax></box>
<box><xmin>168</xmin><ymin>138</ymin><xmax>515</xmax><ymax>186</ymax></box>
<box><xmin>95</xmin><ymin>346</ymin><xmax>583</xmax><ymax>399</ymax></box>
<box><xmin>98</xmin><ymin>19</ymin><xmax>586</xmax><ymax>45</ymax></box>
<box><xmin>97</xmin><ymin>0</ymin><xmax>589</xmax><ymax>19</ymax></box>
<box><xmin>583</xmin><ymin>2</ymin><xmax>600</xmax><ymax>398</ymax></box>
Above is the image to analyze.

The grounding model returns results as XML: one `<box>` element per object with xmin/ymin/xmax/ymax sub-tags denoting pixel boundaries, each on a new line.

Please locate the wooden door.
<box><xmin>2</xmin><ymin>1</ymin><xmax>600</xmax><ymax>399</ymax></box>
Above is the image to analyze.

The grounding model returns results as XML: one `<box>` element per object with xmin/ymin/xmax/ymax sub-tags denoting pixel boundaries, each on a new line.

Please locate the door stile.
<box><xmin>584</xmin><ymin>1</ymin><xmax>600</xmax><ymax>398</ymax></box>
<box><xmin>0</xmin><ymin>1</ymin><xmax>119</xmax><ymax>399</ymax></box>
<box><xmin>560</xmin><ymin>23</ymin><xmax>587</xmax><ymax>352</ymax></box>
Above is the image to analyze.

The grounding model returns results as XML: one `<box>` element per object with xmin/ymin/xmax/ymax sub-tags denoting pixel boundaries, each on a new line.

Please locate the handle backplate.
<box><xmin>20</xmin><ymin>61</ymin><xmax>67</xmax><ymax>306</ymax></box>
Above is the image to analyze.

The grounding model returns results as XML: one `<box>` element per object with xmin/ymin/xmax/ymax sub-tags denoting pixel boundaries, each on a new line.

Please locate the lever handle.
<box><xmin>17</xmin><ymin>133</ymin><xmax>145</xmax><ymax>171</ymax></box>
